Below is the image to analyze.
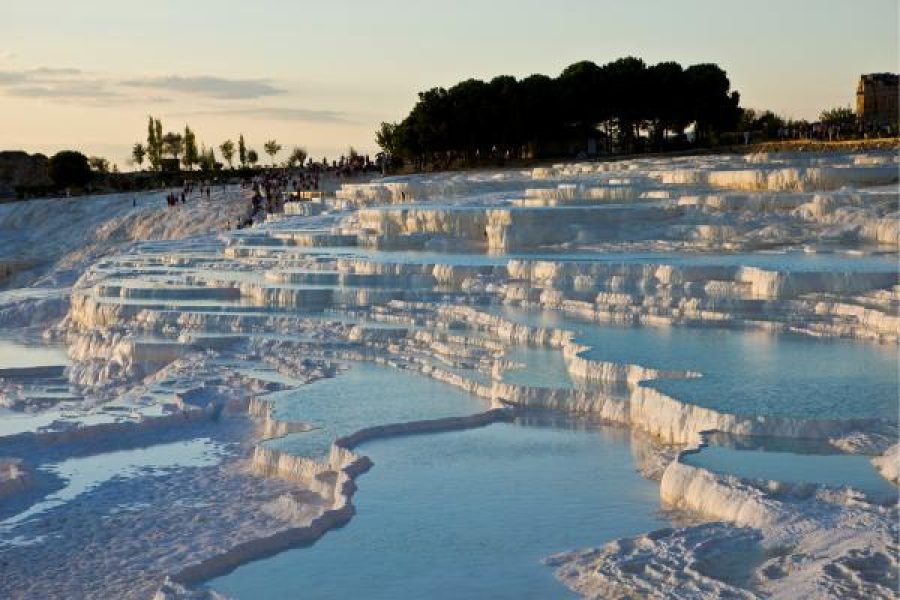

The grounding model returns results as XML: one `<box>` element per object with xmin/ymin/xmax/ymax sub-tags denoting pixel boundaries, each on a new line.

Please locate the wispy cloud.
<box><xmin>0</xmin><ymin>67</ymin><xmax>82</xmax><ymax>82</ymax></box>
<box><xmin>0</xmin><ymin>68</ymin><xmax>339</xmax><ymax>120</ymax></box>
<box><xmin>176</xmin><ymin>106</ymin><xmax>353</xmax><ymax>124</ymax></box>
<box><xmin>0</xmin><ymin>71</ymin><xmax>28</xmax><ymax>84</ymax></box>
<box><xmin>0</xmin><ymin>67</ymin><xmax>122</xmax><ymax>103</ymax></box>
<box><xmin>8</xmin><ymin>83</ymin><xmax>119</xmax><ymax>99</ymax></box>
<box><xmin>29</xmin><ymin>67</ymin><xmax>81</xmax><ymax>76</ymax></box>
<box><xmin>0</xmin><ymin>68</ymin><xmax>288</xmax><ymax>105</ymax></box>
<box><xmin>121</xmin><ymin>75</ymin><xmax>285</xmax><ymax>99</ymax></box>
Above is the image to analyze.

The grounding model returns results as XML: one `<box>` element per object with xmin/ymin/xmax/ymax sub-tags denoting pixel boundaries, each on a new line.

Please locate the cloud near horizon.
<box><xmin>0</xmin><ymin>67</ymin><xmax>128</xmax><ymax>105</ymax></box>
<box><xmin>0</xmin><ymin>68</ymin><xmax>288</xmax><ymax>104</ymax></box>
<box><xmin>121</xmin><ymin>75</ymin><xmax>285</xmax><ymax>99</ymax></box>
<box><xmin>175</xmin><ymin>106</ymin><xmax>353</xmax><ymax>124</ymax></box>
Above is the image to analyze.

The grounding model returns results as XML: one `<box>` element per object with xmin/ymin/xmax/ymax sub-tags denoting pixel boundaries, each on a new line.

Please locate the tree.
<box><xmin>131</xmin><ymin>143</ymin><xmax>146</xmax><ymax>170</ymax></box>
<box><xmin>558</xmin><ymin>60</ymin><xmax>605</xmax><ymax>133</ymax></box>
<box><xmin>684</xmin><ymin>63</ymin><xmax>741</xmax><ymax>144</ymax></box>
<box><xmin>154</xmin><ymin>119</ymin><xmax>163</xmax><ymax>168</ymax></box>
<box><xmin>162</xmin><ymin>132</ymin><xmax>184</xmax><ymax>159</ymax></box>
<box><xmin>238</xmin><ymin>134</ymin><xmax>247</xmax><ymax>167</ymax></box>
<box><xmin>376</xmin><ymin>56</ymin><xmax>743</xmax><ymax>168</ymax></box>
<box><xmin>375</xmin><ymin>122</ymin><xmax>399</xmax><ymax>155</ymax></box>
<box><xmin>182</xmin><ymin>126</ymin><xmax>199</xmax><ymax>170</ymax></box>
<box><xmin>219</xmin><ymin>139</ymin><xmax>235</xmax><ymax>169</ymax></box>
<box><xmin>647</xmin><ymin>61</ymin><xmax>687</xmax><ymax>148</ymax></box>
<box><xmin>146</xmin><ymin>116</ymin><xmax>163</xmax><ymax>171</ymax></box>
<box><xmin>198</xmin><ymin>145</ymin><xmax>216</xmax><ymax>171</ymax></box>
<box><xmin>820</xmin><ymin>106</ymin><xmax>856</xmax><ymax>129</ymax></box>
<box><xmin>247</xmin><ymin>149</ymin><xmax>259</xmax><ymax>167</ymax></box>
<box><xmin>49</xmin><ymin>151</ymin><xmax>92</xmax><ymax>189</ymax></box>
<box><xmin>264</xmin><ymin>139</ymin><xmax>281</xmax><ymax>165</ymax></box>
<box><xmin>88</xmin><ymin>156</ymin><xmax>110</xmax><ymax>173</ymax></box>
<box><xmin>757</xmin><ymin>111</ymin><xmax>785</xmax><ymax>139</ymax></box>
<box><xmin>287</xmin><ymin>146</ymin><xmax>308</xmax><ymax>168</ymax></box>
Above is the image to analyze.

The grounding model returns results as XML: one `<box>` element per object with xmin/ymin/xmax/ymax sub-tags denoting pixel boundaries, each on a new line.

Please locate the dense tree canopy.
<box><xmin>376</xmin><ymin>57</ymin><xmax>741</xmax><ymax>169</ymax></box>
<box><xmin>48</xmin><ymin>151</ymin><xmax>92</xmax><ymax>189</ymax></box>
<box><xmin>819</xmin><ymin>106</ymin><xmax>856</xmax><ymax>129</ymax></box>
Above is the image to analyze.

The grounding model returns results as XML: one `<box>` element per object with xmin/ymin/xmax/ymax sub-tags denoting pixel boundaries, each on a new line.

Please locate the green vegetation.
<box><xmin>263</xmin><ymin>139</ymin><xmax>282</xmax><ymax>166</ymax></box>
<box><xmin>219</xmin><ymin>139</ymin><xmax>235</xmax><ymax>169</ymax></box>
<box><xmin>238</xmin><ymin>134</ymin><xmax>247</xmax><ymax>168</ymax></box>
<box><xmin>162</xmin><ymin>132</ymin><xmax>184</xmax><ymax>160</ymax></box>
<box><xmin>48</xmin><ymin>151</ymin><xmax>92</xmax><ymax>189</ymax></box>
<box><xmin>820</xmin><ymin>106</ymin><xmax>857</xmax><ymax>129</ymax></box>
<box><xmin>146</xmin><ymin>117</ymin><xmax>163</xmax><ymax>171</ymax></box>
<box><xmin>135</xmin><ymin>119</ymin><xmax>300</xmax><ymax>174</ymax></box>
<box><xmin>739</xmin><ymin>109</ymin><xmax>786</xmax><ymax>139</ymax></box>
<box><xmin>197</xmin><ymin>145</ymin><xmax>216</xmax><ymax>171</ymax></box>
<box><xmin>131</xmin><ymin>143</ymin><xmax>146</xmax><ymax>170</ymax></box>
<box><xmin>376</xmin><ymin>56</ymin><xmax>742</xmax><ymax>169</ymax></box>
<box><xmin>182</xmin><ymin>126</ymin><xmax>198</xmax><ymax>170</ymax></box>
<box><xmin>287</xmin><ymin>146</ymin><xmax>308</xmax><ymax>168</ymax></box>
<box><xmin>88</xmin><ymin>156</ymin><xmax>110</xmax><ymax>173</ymax></box>
<box><xmin>738</xmin><ymin>104</ymin><xmax>861</xmax><ymax>142</ymax></box>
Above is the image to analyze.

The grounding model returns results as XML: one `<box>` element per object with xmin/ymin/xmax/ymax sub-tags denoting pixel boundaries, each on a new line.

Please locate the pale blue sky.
<box><xmin>1</xmin><ymin>0</ymin><xmax>896</xmax><ymax>166</ymax></box>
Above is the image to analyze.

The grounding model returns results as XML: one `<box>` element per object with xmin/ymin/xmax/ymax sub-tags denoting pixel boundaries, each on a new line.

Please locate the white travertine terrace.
<box><xmin>872</xmin><ymin>443</ymin><xmax>900</xmax><ymax>484</ymax></box>
<box><xmin>551</xmin><ymin>447</ymin><xmax>898</xmax><ymax>599</ymax></box>
<box><xmin>0</xmin><ymin>152</ymin><xmax>896</xmax><ymax>598</ymax></box>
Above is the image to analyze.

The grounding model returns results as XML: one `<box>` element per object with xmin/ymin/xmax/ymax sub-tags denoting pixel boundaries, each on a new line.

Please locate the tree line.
<box><xmin>738</xmin><ymin>106</ymin><xmax>861</xmax><ymax>140</ymax></box>
<box><xmin>375</xmin><ymin>56</ymin><xmax>742</xmax><ymax>169</ymax></box>
<box><xmin>132</xmin><ymin>116</ymin><xmax>308</xmax><ymax>172</ymax></box>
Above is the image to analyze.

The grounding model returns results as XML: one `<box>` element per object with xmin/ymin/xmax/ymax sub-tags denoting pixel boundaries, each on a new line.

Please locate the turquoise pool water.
<box><xmin>264</xmin><ymin>361</ymin><xmax>488</xmax><ymax>459</ymax></box>
<box><xmin>209</xmin><ymin>417</ymin><xmax>666</xmax><ymax>599</ymax></box>
<box><xmin>0</xmin><ymin>338</ymin><xmax>68</xmax><ymax>370</ymax></box>
<box><xmin>294</xmin><ymin>247</ymin><xmax>898</xmax><ymax>272</ymax></box>
<box><xmin>683</xmin><ymin>435</ymin><xmax>897</xmax><ymax>504</ymax></box>
<box><xmin>501</xmin><ymin>345</ymin><xmax>577</xmax><ymax>389</ymax></box>
<box><xmin>2</xmin><ymin>437</ymin><xmax>224</xmax><ymax>528</ymax></box>
<box><xmin>489</xmin><ymin>307</ymin><xmax>898</xmax><ymax>421</ymax></box>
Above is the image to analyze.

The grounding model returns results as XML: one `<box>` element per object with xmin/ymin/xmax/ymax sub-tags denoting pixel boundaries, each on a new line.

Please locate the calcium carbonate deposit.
<box><xmin>0</xmin><ymin>152</ymin><xmax>897</xmax><ymax>599</ymax></box>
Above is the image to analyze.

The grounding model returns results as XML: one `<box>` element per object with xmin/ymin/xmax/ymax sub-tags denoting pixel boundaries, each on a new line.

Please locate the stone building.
<box><xmin>856</xmin><ymin>73</ymin><xmax>899</xmax><ymax>126</ymax></box>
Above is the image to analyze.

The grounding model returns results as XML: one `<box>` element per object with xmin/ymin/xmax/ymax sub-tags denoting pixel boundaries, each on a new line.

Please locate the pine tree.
<box><xmin>146</xmin><ymin>116</ymin><xmax>161</xmax><ymax>171</ymax></box>
<box><xmin>183</xmin><ymin>126</ymin><xmax>199</xmax><ymax>170</ymax></box>
<box><xmin>238</xmin><ymin>134</ymin><xmax>247</xmax><ymax>167</ymax></box>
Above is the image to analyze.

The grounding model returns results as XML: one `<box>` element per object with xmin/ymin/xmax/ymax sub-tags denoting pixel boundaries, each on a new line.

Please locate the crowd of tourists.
<box><xmin>157</xmin><ymin>156</ymin><xmax>379</xmax><ymax>230</ymax></box>
<box><xmin>302</xmin><ymin>154</ymin><xmax>379</xmax><ymax>178</ymax></box>
<box><xmin>164</xmin><ymin>181</ymin><xmax>214</xmax><ymax>207</ymax></box>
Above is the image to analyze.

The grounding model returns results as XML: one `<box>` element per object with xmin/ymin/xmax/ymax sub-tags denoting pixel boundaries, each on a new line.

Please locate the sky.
<box><xmin>0</xmin><ymin>0</ymin><xmax>897</xmax><ymax>168</ymax></box>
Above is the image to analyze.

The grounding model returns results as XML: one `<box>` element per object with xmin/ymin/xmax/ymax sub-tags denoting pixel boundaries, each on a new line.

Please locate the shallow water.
<box><xmin>492</xmin><ymin>307</ymin><xmax>899</xmax><ymax>420</ymax></box>
<box><xmin>501</xmin><ymin>345</ymin><xmax>577</xmax><ymax>389</ymax></box>
<box><xmin>1</xmin><ymin>154</ymin><xmax>897</xmax><ymax>596</ymax></box>
<box><xmin>0</xmin><ymin>338</ymin><xmax>68</xmax><ymax>370</ymax></box>
<box><xmin>210</xmin><ymin>418</ymin><xmax>666</xmax><ymax>599</ymax></box>
<box><xmin>0</xmin><ymin>408</ymin><xmax>123</xmax><ymax>438</ymax></box>
<box><xmin>265</xmin><ymin>361</ymin><xmax>488</xmax><ymax>458</ymax></box>
<box><xmin>292</xmin><ymin>246</ymin><xmax>898</xmax><ymax>272</ymax></box>
<box><xmin>1</xmin><ymin>437</ymin><xmax>223</xmax><ymax>528</ymax></box>
<box><xmin>683</xmin><ymin>436</ymin><xmax>897</xmax><ymax>504</ymax></box>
